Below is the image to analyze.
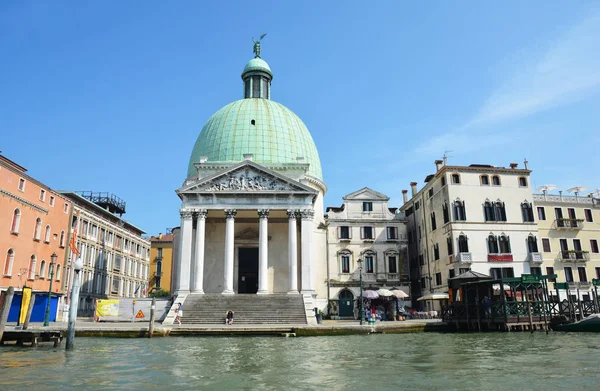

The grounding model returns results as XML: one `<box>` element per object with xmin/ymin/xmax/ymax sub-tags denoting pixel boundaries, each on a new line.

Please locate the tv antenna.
<box><xmin>443</xmin><ymin>150</ymin><xmax>453</xmax><ymax>166</ymax></box>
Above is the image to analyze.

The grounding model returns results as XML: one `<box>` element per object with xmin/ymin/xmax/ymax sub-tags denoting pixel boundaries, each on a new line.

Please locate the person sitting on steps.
<box><xmin>225</xmin><ymin>310</ymin><xmax>235</xmax><ymax>325</ymax></box>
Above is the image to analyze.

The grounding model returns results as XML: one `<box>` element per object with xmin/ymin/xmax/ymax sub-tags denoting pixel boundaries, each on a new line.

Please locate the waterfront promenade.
<box><xmin>2</xmin><ymin>318</ymin><xmax>446</xmax><ymax>339</ymax></box>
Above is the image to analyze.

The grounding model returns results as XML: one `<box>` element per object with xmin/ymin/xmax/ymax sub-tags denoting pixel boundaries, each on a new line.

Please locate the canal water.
<box><xmin>1</xmin><ymin>333</ymin><xmax>599</xmax><ymax>390</ymax></box>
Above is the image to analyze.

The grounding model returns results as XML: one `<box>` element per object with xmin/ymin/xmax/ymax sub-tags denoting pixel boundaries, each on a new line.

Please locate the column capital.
<box><xmin>195</xmin><ymin>209</ymin><xmax>208</xmax><ymax>219</ymax></box>
<box><xmin>180</xmin><ymin>209</ymin><xmax>194</xmax><ymax>219</ymax></box>
<box><xmin>298</xmin><ymin>209</ymin><xmax>315</xmax><ymax>220</ymax></box>
<box><xmin>224</xmin><ymin>209</ymin><xmax>237</xmax><ymax>219</ymax></box>
<box><xmin>287</xmin><ymin>209</ymin><xmax>298</xmax><ymax>220</ymax></box>
<box><xmin>257</xmin><ymin>209</ymin><xmax>270</xmax><ymax>219</ymax></box>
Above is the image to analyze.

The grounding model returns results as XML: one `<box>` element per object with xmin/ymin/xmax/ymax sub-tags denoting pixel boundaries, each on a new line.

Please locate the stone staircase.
<box><xmin>181</xmin><ymin>294</ymin><xmax>308</xmax><ymax>325</ymax></box>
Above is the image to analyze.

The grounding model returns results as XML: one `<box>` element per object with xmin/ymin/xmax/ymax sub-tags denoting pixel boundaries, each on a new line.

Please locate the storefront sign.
<box><xmin>521</xmin><ymin>274</ymin><xmax>540</xmax><ymax>283</ymax></box>
<box><xmin>592</xmin><ymin>278</ymin><xmax>600</xmax><ymax>287</ymax></box>
<box><xmin>555</xmin><ymin>282</ymin><xmax>569</xmax><ymax>290</ymax></box>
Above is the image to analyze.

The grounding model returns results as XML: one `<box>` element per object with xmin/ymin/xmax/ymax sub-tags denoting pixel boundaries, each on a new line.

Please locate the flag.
<box><xmin>142</xmin><ymin>284</ymin><xmax>147</xmax><ymax>296</ymax></box>
<box><xmin>135</xmin><ymin>283</ymin><xmax>141</xmax><ymax>295</ymax></box>
<box><xmin>70</xmin><ymin>211</ymin><xmax>81</xmax><ymax>256</ymax></box>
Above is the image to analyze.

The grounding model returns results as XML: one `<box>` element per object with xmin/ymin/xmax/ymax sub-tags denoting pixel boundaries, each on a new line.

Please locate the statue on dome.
<box><xmin>252</xmin><ymin>34</ymin><xmax>267</xmax><ymax>58</ymax></box>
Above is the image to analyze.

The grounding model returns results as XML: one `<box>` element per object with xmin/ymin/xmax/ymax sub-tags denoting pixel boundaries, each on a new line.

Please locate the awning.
<box><xmin>377</xmin><ymin>289</ymin><xmax>394</xmax><ymax>297</ymax></box>
<box><xmin>417</xmin><ymin>292</ymin><xmax>450</xmax><ymax>301</ymax></box>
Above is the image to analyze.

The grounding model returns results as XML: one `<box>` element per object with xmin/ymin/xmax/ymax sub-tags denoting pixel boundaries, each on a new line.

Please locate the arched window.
<box><xmin>339</xmin><ymin>250</ymin><xmax>352</xmax><ymax>274</ymax></box>
<box><xmin>55</xmin><ymin>264</ymin><xmax>61</xmax><ymax>281</ymax></box>
<box><xmin>442</xmin><ymin>202</ymin><xmax>450</xmax><ymax>224</ymax></box>
<box><xmin>495</xmin><ymin>202</ymin><xmax>507</xmax><ymax>221</ymax></box>
<box><xmin>3</xmin><ymin>249</ymin><xmax>15</xmax><ymax>276</ymax></box>
<box><xmin>363</xmin><ymin>251</ymin><xmax>376</xmax><ymax>274</ymax></box>
<box><xmin>11</xmin><ymin>209</ymin><xmax>21</xmax><ymax>233</ymax></box>
<box><xmin>28</xmin><ymin>255</ymin><xmax>37</xmax><ymax>280</ymax></box>
<box><xmin>59</xmin><ymin>230</ymin><xmax>66</xmax><ymax>247</ymax></box>
<box><xmin>156</xmin><ymin>260</ymin><xmax>163</xmax><ymax>275</ymax></box>
<box><xmin>499</xmin><ymin>235</ymin><xmax>511</xmax><ymax>253</ymax></box>
<box><xmin>527</xmin><ymin>235</ymin><xmax>538</xmax><ymax>253</ymax></box>
<box><xmin>521</xmin><ymin>202</ymin><xmax>534</xmax><ymax>222</ymax></box>
<box><xmin>458</xmin><ymin>235</ymin><xmax>469</xmax><ymax>253</ymax></box>
<box><xmin>453</xmin><ymin>200</ymin><xmax>466</xmax><ymax>221</ymax></box>
<box><xmin>39</xmin><ymin>260</ymin><xmax>47</xmax><ymax>278</ymax></box>
<box><xmin>518</xmin><ymin>177</ymin><xmax>528</xmax><ymax>187</ymax></box>
<box><xmin>430</xmin><ymin>212</ymin><xmax>437</xmax><ymax>230</ymax></box>
<box><xmin>385</xmin><ymin>250</ymin><xmax>399</xmax><ymax>274</ymax></box>
<box><xmin>492</xmin><ymin>175</ymin><xmax>501</xmax><ymax>186</ymax></box>
<box><xmin>44</xmin><ymin>225</ymin><xmax>51</xmax><ymax>243</ymax></box>
<box><xmin>488</xmin><ymin>235</ymin><xmax>499</xmax><ymax>254</ymax></box>
<box><xmin>483</xmin><ymin>201</ymin><xmax>495</xmax><ymax>221</ymax></box>
<box><xmin>480</xmin><ymin>175</ymin><xmax>490</xmax><ymax>185</ymax></box>
<box><xmin>34</xmin><ymin>218</ymin><xmax>42</xmax><ymax>240</ymax></box>
<box><xmin>451</xmin><ymin>174</ymin><xmax>461</xmax><ymax>184</ymax></box>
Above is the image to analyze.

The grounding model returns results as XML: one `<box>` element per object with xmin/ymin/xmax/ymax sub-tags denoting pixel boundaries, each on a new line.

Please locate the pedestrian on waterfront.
<box><xmin>482</xmin><ymin>296</ymin><xmax>491</xmax><ymax>318</ymax></box>
<box><xmin>225</xmin><ymin>310</ymin><xmax>234</xmax><ymax>325</ymax></box>
<box><xmin>175</xmin><ymin>303</ymin><xmax>183</xmax><ymax>326</ymax></box>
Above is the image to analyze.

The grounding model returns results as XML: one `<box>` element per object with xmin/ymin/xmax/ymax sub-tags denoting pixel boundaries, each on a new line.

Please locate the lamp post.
<box><xmin>43</xmin><ymin>253</ymin><xmax>57</xmax><ymax>327</ymax></box>
<box><xmin>66</xmin><ymin>257</ymin><xmax>83</xmax><ymax>350</ymax></box>
<box><xmin>358</xmin><ymin>258</ymin><xmax>364</xmax><ymax>325</ymax></box>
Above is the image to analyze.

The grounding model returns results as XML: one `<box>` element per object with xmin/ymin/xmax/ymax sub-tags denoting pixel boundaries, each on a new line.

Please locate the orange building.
<box><xmin>1</xmin><ymin>153</ymin><xmax>72</xmax><ymax>297</ymax></box>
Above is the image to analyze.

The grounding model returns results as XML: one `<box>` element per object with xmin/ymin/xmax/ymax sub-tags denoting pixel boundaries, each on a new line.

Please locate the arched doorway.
<box><xmin>338</xmin><ymin>290</ymin><xmax>354</xmax><ymax>318</ymax></box>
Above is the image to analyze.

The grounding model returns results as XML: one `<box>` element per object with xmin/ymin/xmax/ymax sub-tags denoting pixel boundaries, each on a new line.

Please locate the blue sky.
<box><xmin>1</xmin><ymin>2</ymin><xmax>599</xmax><ymax>235</ymax></box>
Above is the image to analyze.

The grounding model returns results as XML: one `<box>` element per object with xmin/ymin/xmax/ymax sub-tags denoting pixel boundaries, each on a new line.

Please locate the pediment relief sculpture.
<box><xmin>201</xmin><ymin>168</ymin><xmax>296</xmax><ymax>192</ymax></box>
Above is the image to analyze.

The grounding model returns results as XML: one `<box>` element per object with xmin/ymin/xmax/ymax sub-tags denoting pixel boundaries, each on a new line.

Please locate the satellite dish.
<box><xmin>567</xmin><ymin>186</ymin><xmax>588</xmax><ymax>195</ymax></box>
<box><xmin>536</xmin><ymin>184</ymin><xmax>557</xmax><ymax>193</ymax></box>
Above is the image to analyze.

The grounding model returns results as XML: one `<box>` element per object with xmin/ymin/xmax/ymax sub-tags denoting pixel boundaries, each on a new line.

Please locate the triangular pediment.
<box><xmin>177</xmin><ymin>160</ymin><xmax>317</xmax><ymax>195</ymax></box>
<box><xmin>343</xmin><ymin>187</ymin><xmax>389</xmax><ymax>201</ymax></box>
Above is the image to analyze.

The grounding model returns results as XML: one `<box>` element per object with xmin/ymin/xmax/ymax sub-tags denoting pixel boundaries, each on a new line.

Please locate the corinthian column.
<box><xmin>222</xmin><ymin>209</ymin><xmax>237</xmax><ymax>294</ymax></box>
<box><xmin>176</xmin><ymin>209</ymin><xmax>194</xmax><ymax>295</ymax></box>
<box><xmin>192</xmin><ymin>209</ymin><xmax>208</xmax><ymax>294</ymax></box>
<box><xmin>300</xmin><ymin>209</ymin><xmax>315</xmax><ymax>294</ymax></box>
<box><xmin>287</xmin><ymin>210</ymin><xmax>298</xmax><ymax>294</ymax></box>
<box><xmin>257</xmin><ymin>209</ymin><xmax>269</xmax><ymax>294</ymax></box>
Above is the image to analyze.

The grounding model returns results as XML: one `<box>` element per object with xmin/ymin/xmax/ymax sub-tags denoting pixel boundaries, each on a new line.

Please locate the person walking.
<box><xmin>175</xmin><ymin>303</ymin><xmax>183</xmax><ymax>326</ymax></box>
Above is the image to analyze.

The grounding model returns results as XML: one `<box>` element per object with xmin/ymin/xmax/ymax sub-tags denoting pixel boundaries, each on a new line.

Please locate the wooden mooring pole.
<box><xmin>0</xmin><ymin>287</ymin><xmax>15</xmax><ymax>342</ymax></box>
<box><xmin>23</xmin><ymin>293</ymin><xmax>36</xmax><ymax>330</ymax></box>
<box><xmin>148</xmin><ymin>297</ymin><xmax>156</xmax><ymax>338</ymax></box>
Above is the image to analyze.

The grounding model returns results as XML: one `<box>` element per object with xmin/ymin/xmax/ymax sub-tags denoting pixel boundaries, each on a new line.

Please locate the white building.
<box><xmin>400</xmin><ymin>160</ymin><xmax>539</xmax><ymax>310</ymax></box>
<box><xmin>61</xmin><ymin>191</ymin><xmax>150</xmax><ymax>315</ymax></box>
<box><xmin>172</xmin><ymin>48</ymin><xmax>328</xmax><ymax>316</ymax></box>
<box><xmin>325</xmin><ymin>188</ymin><xmax>408</xmax><ymax>318</ymax></box>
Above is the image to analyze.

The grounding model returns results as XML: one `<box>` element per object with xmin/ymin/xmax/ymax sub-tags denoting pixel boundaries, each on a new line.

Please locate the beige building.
<box><xmin>533</xmin><ymin>190</ymin><xmax>600</xmax><ymax>300</ymax></box>
<box><xmin>149</xmin><ymin>232</ymin><xmax>174</xmax><ymax>294</ymax></box>
<box><xmin>60</xmin><ymin>191</ymin><xmax>151</xmax><ymax>315</ymax></box>
<box><xmin>325</xmin><ymin>188</ymin><xmax>408</xmax><ymax>318</ymax></box>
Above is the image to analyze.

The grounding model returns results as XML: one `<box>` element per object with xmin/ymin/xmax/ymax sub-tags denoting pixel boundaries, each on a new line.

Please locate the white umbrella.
<box><xmin>377</xmin><ymin>289</ymin><xmax>393</xmax><ymax>297</ymax></box>
<box><xmin>417</xmin><ymin>292</ymin><xmax>449</xmax><ymax>301</ymax></box>
<box><xmin>362</xmin><ymin>290</ymin><xmax>379</xmax><ymax>299</ymax></box>
<box><xmin>391</xmin><ymin>289</ymin><xmax>409</xmax><ymax>299</ymax></box>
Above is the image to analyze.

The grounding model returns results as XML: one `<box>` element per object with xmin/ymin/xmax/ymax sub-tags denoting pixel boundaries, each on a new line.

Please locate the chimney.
<box><xmin>524</xmin><ymin>159</ymin><xmax>529</xmax><ymax>170</ymax></box>
<box><xmin>559</xmin><ymin>190</ymin><xmax>563</xmax><ymax>202</ymax></box>
<box><xmin>402</xmin><ymin>189</ymin><xmax>408</xmax><ymax>204</ymax></box>
<box><xmin>243</xmin><ymin>153</ymin><xmax>254</xmax><ymax>161</ymax></box>
<box><xmin>410</xmin><ymin>182</ymin><xmax>418</xmax><ymax>197</ymax></box>
<box><xmin>435</xmin><ymin>160</ymin><xmax>443</xmax><ymax>172</ymax></box>
<box><xmin>158</xmin><ymin>233</ymin><xmax>162</xmax><ymax>239</ymax></box>
<box><xmin>510</xmin><ymin>162</ymin><xmax>518</xmax><ymax>169</ymax></box>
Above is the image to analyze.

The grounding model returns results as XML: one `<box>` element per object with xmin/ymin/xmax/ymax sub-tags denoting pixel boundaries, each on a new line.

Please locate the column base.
<box><xmin>300</xmin><ymin>290</ymin><xmax>316</xmax><ymax>295</ymax></box>
<box><xmin>190</xmin><ymin>290</ymin><xmax>205</xmax><ymax>294</ymax></box>
<box><xmin>287</xmin><ymin>290</ymin><xmax>299</xmax><ymax>295</ymax></box>
<box><xmin>257</xmin><ymin>289</ymin><xmax>270</xmax><ymax>295</ymax></box>
<box><xmin>174</xmin><ymin>290</ymin><xmax>190</xmax><ymax>296</ymax></box>
<box><xmin>221</xmin><ymin>290</ymin><xmax>235</xmax><ymax>295</ymax></box>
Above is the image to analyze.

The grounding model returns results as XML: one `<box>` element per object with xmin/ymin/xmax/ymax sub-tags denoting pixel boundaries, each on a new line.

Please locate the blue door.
<box><xmin>8</xmin><ymin>294</ymin><xmax>59</xmax><ymax>322</ymax></box>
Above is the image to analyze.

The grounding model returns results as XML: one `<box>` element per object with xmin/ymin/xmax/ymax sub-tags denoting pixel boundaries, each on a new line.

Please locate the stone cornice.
<box><xmin>0</xmin><ymin>188</ymin><xmax>49</xmax><ymax>214</ymax></box>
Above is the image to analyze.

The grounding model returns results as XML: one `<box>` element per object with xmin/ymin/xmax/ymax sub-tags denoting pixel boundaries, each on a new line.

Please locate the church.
<box><xmin>170</xmin><ymin>41</ymin><xmax>329</xmax><ymax>323</ymax></box>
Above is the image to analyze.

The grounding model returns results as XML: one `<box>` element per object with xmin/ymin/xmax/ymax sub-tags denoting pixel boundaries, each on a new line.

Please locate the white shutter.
<box><xmin>360</xmin><ymin>227</ymin><xmax>364</xmax><ymax>239</ymax></box>
<box><xmin>349</xmin><ymin>226</ymin><xmax>352</xmax><ymax>239</ymax></box>
<box><xmin>337</xmin><ymin>226</ymin><xmax>341</xmax><ymax>239</ymax></box>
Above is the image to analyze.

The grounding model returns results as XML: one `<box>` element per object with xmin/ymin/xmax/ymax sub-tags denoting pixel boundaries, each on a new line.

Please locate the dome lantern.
<box><xmin>242</xmin><ymin>35</ymin><xmax>272</xmax><ymax>99</ymax></box>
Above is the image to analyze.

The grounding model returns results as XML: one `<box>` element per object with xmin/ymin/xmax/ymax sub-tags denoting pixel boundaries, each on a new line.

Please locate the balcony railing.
<box><xmin>457</xmin><ymin>252</ymin><xmax>473</xmax><ymax>264</ymax></box>
<box><xmin>527</xmin><ymin>252</ymin><xmax>543</xmax><ymax>264</ymax></box>
<box><xmin>559</xmin><ymin>251</ymin><xmax>590</xmax><ymax>262</ymax></box>
<box><xmin>555</xmin><ymin>218</ymin><xmax>584</xmax><ymax>230</ymax></box>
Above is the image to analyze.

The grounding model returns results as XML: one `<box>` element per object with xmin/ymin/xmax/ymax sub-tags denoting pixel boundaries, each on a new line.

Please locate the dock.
<box><xmin>0</xmin><ymin>330</ymin><xmax>64</xmax><ymax>347</ymax></box>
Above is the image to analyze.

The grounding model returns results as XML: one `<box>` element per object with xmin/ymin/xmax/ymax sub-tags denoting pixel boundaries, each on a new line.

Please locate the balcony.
<box><xmin>527</xmin><ymin>252</ymin><xmax>543</xmax><ymax>264</ymax></box>
<box><xmin>555</xmin><ymin>218</ymin><xmax>584</xmax><ymax>230</ymax></box>
<box><xmin>559</xmin><ymin>250</ymin><xmax>590</xmax><ymax>262</ymax></box>
<box><xmin>487</xmin><ymin>254</ymin><xmax>513</xmax><ymax>262</ymax></box>
<box><xmin>456</xmin><ymin>252</ymin><xmax>473</xmax><ymax>264</ymax></box>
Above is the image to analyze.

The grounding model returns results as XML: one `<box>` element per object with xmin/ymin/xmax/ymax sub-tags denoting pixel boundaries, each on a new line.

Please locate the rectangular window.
<box><xmin>365</xmin><ymin>256</ymin><xmax>374</xmax><ymax>273</ymax></box>
<box><xmin>447</xmin><ymin>237</ymin><xmax>453</xmax><ymax>256</ymax></box>
<box><xmin>388</xmin><ymin>256</ymin><xmax>397</xmax><ymax>274</ymax></box>
<box><xmin>362</xmin><ymin>202</ymin><xmax>373</xmax><ymax>212</ymax></box>
<box><xmin>502</xmin><ymin>268</ymin><xmax>514</xmax><ymax>279</ymax></box>
<box><xmin>441</xmin><ymin>177</ymin><xmax>446</xmax><ymax>186</ymax></box>
<box><xmin>542</xmin><ymin>238</ymin><xmax>551</xmax><ymax>253</ymax></box>
<box><xmin>339</xmin><ymin>226</ymin><xmax>351</xmax><ymax>239</ymax></box>
<box><xmin>448</xmin><ymin>269</ymin><xmax>455</xmax><ymax>279</ymax></box>
<box><xmin>39</xmin><ymin>189</ymin><xmax>46</xmax><ymax>201</ymax></box>
<box><xmin>451</xmin><ymin>174</ymin><xmax>460</xmax><ymax>184</ymax></box>
<box><xmin>18</xmin><ymin>178</ymin><xmax>26</xmax><ymax>191</ymax></box>
<box><xmin>49</xmin><ymin>196</ymin><xmax>55</xmax><ymax>207</ymax></box>
<box><xmin>157</xmin><ymin>248</ymin><xmax>163</xmax><ymax>258</ymax></box>
<box><xmin>431</xmin><ymin>213</ymin><xmax>437</xmax><ymax>231</ymax></box>
<box><xmin>591</xmin><ymin>239</ymin><xmax>599</xmax><ymax>254</ymax></box>
<box><xmin>584</xmin><ymin>209</ymin><xmax>593</xmax><ymax>222</ymax></box>
<box><xmin>567</xmin><ymin>208</ymin><xmax>576</xmax><ymax>220</ymax></box>
<box><xmin>596</xmin><ymin>267</ymin><xmax>600</xmax><ymax>279</ymax></box>
<box><xmin>64</xmin><ymin>203</ymin><xmax>69</xmax><ymax>213</ymax></box>
<box><xmin>537</xmin><ymin>207</ymin><xmax>546</xmax><ymax>221</ymax></box>
<box><xmin>459</xmin><ymin>267</ymin><xmax>470</xmax><ymax>274</ymax></box>
<box><xmin>419</xmin><ymin>254</ymin><xmax>424</xmax><ymax>266</ymax></box>
<box><xmin>443</xmin><ymin>203</ymin><xmax>449</xmax><ymax>224</ymax></box>
<box><xmin>492</xmin><ymin>267</ymin><xmax>514</xmax><ymax>279</ymax></box>
<box><xmin>578</xmin><ymin>267</ymin><xmax>587</xmax><ymax>282</ymax></box>
<box><xmin>433</xmin><ymin>244</ymin><xmax>440</xmax><ymax>260</ymax></box>
<box><xmin>421</xmin><ymin>277</ymin><xmax>426</xmax><ymax>289</ymax></box>
<box><xmin>546</xmin><ymin>267</ymin><xmax>555</xmax><ymax>282</ymax></box>
<box><xmin>530</xmin><ymin>267</ymin><xmax>542</xmax><ymax>275</ymax></box>
<box><xmin>428</xmin><ymin>188</ymin><xmax>434</xmax><ymax>198</ymax></box>
<box><xmin>435</xmin><ymin>272</ymin><xmax>442</xmax><ymax>286</ymax></box>
<box><xmin>564</xmin><ymin>267</ymin><xmax>573</xmax><ymax>282</ymax></box>
<box><xmin>341</xmin><ymin>256</ymin><xmax>350</xmax><ymax>273</ymax></box>
<box><xmin>361</xmin><ymin>226</ymin><xmax>374</xmax><ymax>239</ymax></box>
<box><xmin>490</xmin><ymin>268</ymin><xmax>501</xmax><ymax>280</ymax></box>
<box><xmin>386</xmin><ymin>226</ymin><xmax>398</xmax><ymax>240</ymax></box>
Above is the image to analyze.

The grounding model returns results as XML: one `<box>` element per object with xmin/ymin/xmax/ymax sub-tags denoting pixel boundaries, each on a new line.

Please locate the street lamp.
<box><xmin>43</xmin><ymin>253</ymin><xmax>57</xmax><ymax>327</ymax></box>
<box><xmin>358</xmin><ymin>258</ymin><xmax>364</xmax><ymax>325</ymax></box>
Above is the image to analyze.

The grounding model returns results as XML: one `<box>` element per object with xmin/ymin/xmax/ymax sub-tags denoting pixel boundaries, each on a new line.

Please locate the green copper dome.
<box><xmin>187</xmin><ymin>56</ymin><xmax>323</xmax><ymax>180</ymax></box>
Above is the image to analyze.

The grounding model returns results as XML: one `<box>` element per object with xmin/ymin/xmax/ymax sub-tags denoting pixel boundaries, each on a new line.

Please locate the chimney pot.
<box><xmin>410</xmin><ymin>182</ymin><xmax>418</xmax><ymax>197</ymax></box>
<box><xmin>435</xmin><ymin>160</ymin><xmax>443</xmax><ymax>171</ymax></box>
<box><xmin>510</xmin><ymin>162</ymin><xmax>518</xmax><ymax>169</ymax></box>
<box><xmin>402</xmin><ymin>190</ymin><xmax>408</xmax><ymax>204</ymax></box>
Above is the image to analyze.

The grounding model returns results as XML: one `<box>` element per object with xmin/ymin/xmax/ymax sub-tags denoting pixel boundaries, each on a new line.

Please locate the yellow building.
<box><xmin>149</xmin><ymin>232</ymin><xmax>173</xmax><ymax>295</ymax></box>
<box><xmin>534</xmin><ymin>191</ymin><xmax>600</xmax><ymax>301</ymax></box>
